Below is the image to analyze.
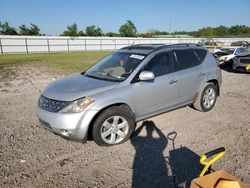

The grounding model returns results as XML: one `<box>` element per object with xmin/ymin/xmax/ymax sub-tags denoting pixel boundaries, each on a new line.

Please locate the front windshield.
<box><xmin>84</xmin><ymin>52</ymin><xmax>145</xmax><ymax>82</ymax></box>
<box><xmin>220</xmin><ymin>48</ymin><xmax>235</xmax><ymax>55</ymax></box>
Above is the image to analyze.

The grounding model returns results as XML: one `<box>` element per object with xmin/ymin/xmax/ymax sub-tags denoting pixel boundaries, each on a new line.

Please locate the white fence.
<box><xmin>0</xmin><ymin>35</ymin><xmax>249</xmax><ymax>54</ymax></box>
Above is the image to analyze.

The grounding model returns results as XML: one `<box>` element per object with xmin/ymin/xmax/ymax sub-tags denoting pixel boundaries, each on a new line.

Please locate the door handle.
<box><xmin>199</xmin><ymin>73</ymin><xmax>206</xmax><ymax>77</ymax></box>
<box><xmin>169</xmin><ymin>79</ymin><xmax>178</xmax><ymax>84</ymax></box>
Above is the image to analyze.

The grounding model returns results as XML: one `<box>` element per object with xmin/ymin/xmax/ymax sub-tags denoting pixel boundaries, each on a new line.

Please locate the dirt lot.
<box><xmin>0</xmin><ymin>63</ymin><xmax>249</xmax><ymax>188</ymax></box>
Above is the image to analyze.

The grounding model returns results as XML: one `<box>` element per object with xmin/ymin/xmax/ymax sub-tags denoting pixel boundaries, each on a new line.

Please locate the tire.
<box><xmin>193</xmin><ymin>83</ymin><xmax>217</xmax><ymax>112</ymax></box>
<box><xmin>92</xmin><ymin>105</ymin><xmax>135</xmax><ymax>146</ymax></box>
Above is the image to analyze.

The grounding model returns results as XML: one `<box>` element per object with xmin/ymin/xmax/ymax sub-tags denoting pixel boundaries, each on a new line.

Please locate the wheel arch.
<box><xmin>87</xmin><ymin>103</ymin><xmax>134</xmax><ymax>140</ymax></box>
<box><xmin>207</xmin><ymin>79</ymin><xmax>220</xmax><ymax>96</ymax></box>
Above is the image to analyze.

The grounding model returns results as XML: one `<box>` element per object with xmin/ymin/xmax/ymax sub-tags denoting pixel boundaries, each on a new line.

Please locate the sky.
<box><xmin>0</xmin><ymin>0</ymin><xmax>250</xmax><ymax>35</ymax></box>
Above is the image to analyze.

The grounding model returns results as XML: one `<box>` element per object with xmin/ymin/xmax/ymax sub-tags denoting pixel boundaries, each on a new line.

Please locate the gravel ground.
<box><xmin>0</xmin><ymin>63</ymin><xmax>249</xmax><ymax>188</ymax></box>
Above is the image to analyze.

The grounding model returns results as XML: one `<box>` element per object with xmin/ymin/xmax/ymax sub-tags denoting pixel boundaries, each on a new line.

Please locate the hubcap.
<box><xmin>100</xmin><ymin>116</ymin><xmax>129</xmax><ymax>144</ymax></box>
<box><xmin>203</xmin><ymin>87</ymin><xmax>216</xmax><ymax>109</ymax></box>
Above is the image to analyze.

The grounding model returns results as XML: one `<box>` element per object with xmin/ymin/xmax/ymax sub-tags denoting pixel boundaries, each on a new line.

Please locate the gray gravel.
<box><xmin>0</xmin><ymin>63</ymin><xmax>249</xmax><ymax>188</ymax></box>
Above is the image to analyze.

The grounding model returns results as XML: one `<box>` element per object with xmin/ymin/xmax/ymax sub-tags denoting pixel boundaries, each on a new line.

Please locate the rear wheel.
<box><xmin>193</xmin><ymin>83</ymin><xmax>217</xmax><ymax>112</ymax></box>
<box><xmin>92</xmin><ymin>106</ymin><xmax>135</xmax><ymax>146</ymax></box>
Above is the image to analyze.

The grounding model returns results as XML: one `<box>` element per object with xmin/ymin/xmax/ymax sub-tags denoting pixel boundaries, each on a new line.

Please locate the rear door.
<box><xmin>174</xmin><ymin>48</ymin><xmax>207</xmax><ymax>104</ymax></box>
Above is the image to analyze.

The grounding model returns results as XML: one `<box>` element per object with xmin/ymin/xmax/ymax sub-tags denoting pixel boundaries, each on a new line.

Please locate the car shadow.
<box><xmin>130</xmin><ymin>121</ymin><xmax>203</xmax><ymax>188</ymax></box>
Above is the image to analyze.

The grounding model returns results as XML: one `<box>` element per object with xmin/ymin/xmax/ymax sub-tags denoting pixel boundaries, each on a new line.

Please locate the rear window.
<box><xmin>174</xmin><ymin>49</ymin><xmax>201</xmax><ymax>70</ymax></box>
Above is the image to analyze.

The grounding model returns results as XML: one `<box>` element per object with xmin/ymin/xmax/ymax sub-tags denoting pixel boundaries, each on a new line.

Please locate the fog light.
<box><xmin>60</xmin><ymin>129</ymin><xmax>72</xmax><ymax>137</ymax></box>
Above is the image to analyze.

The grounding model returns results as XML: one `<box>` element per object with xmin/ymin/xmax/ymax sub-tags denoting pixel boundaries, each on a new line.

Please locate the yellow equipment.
<box><xmin>199</xmin><ymin>147</ymin><xmax>225</xmax><ymax>177</ymax></box>
<box><xmin>246</xmin><ymin>64</ymin><xmax>250</xmax><ymax>71</ymax></box>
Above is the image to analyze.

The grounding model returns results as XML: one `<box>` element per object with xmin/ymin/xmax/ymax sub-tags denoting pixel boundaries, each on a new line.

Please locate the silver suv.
<box><xmin>37</xmin><ymin>44</ymin><xmax>221</xmax><ymax>146</ymax></box>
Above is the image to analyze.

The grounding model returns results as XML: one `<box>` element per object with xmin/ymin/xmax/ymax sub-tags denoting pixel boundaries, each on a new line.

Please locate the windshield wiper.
<box><xmin>85</xmin><ymin>74</ymin><xmax>121</xmax><ymax>82</ymax></box>
<box><xmin>84</xmin><ymin>74</ymin><xmax>101</xmax><ymax>80</ymax></box>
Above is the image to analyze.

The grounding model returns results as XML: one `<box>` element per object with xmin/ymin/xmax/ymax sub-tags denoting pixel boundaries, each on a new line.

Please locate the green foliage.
<box><xmin>140</xmin><ymin>28</ymin><xmax>170</xmax><ymax>38</ymax></box>
<box><xmin>61</xmin><ymin>23</ymin><xmax>85</xmax><ymax>36</ymax></box>
<box><xmin>214</xmin><ymin>25</ymin><xmax>228</xmax><ymax>37</ymax></box>
<box><xmin>0</xmin><ymin>22</ymin><xmax>18</xmax><ymax>35</ymax></box>
<box><xmin>198</xmin><ymin>27</ymin><xmax>214</xmax><ymax>37</ymax></box>
<box><xmin>78</xmin><ymin>30</ymin><xmax>85</xmax><ymax>36</ymax></box>
<box><xmin>105</xmin><ymin>32</ymin><xmax>120</xmax><ymax>37</ymax></box>
<box><xmin>228</xmin><ymin>25</ymin><xmax>250</xmax><ymax>36</ymax></box>
<box><xmin>190</xmin><ymin>25</ymin><xmax>250</xmax><ymax>37</ymax></box>
<box><xmin>119</xmin><ymin>20</ymin><xmax>137</xmax><ymax>37</ymax></box>
<box><xmin>19</xmin><ymin>23</ymin><xmax>41</xmax><ymax>36</ymax></box>
<box><xmin>62</xmin><ymin>23</ymin><xmax>79</xmax><ymax>36</ymax></box>
<box><xmin>85</xmin><ymin>25</ymin><xmax>103</xmax><ymax>36</ymax></box>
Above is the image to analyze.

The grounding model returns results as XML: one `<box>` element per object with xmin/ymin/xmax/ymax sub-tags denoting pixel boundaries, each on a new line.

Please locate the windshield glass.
<box><xmin>220</xmin><ymin>48</ymin><xmax>235</xmax><ymax>55</ymax></box>
<box><xmin>84</xmin><ymin>52</ymin><xmax>145</xmax><ymax>82</ymax></box>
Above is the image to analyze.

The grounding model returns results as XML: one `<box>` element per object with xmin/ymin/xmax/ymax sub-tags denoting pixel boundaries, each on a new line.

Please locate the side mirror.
<box><xmin>139</xmin><ymin>71</ymin><xmax>155</xmax><ymax>81</ymax></box>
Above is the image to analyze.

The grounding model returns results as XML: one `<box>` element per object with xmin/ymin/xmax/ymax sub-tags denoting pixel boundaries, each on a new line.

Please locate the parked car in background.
<box><xmin>198</xmin><ymin>38</ymin><xmax>224</xmax><ymax>47</ymax></box>
<box><xmin>198</xmin><ymin>38</ymin><xmax>224</xmax><ymax>53</ymax></box>
<box><xmin>37</xmin><ymin>44</ymin><xmax>221</xmax><ymax>146</ymax></box>
<box><xmin>231</xmin><ymin>41</ymin><xmax>249</xmax><ymax>47</ymax></box>
<box><xmin>233</xmin><ymin>48</ymin><xmax>250</xmax><ymax>72</ymax></box>
<box><xmin>214</xmin><ymin>47</ymin><xmax>247</xmax><ymax>66</ymax></box>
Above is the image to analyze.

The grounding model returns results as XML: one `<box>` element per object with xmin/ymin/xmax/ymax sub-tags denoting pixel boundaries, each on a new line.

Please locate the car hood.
<box><xmin>42</xmin><ymin>74</ymin><xmax>119</xmax><ymax>101</ymax></box>
<box><xmin>218</xmin><ymin>54</ymin><xmax>234</xmax><ymax>60</ymax></box>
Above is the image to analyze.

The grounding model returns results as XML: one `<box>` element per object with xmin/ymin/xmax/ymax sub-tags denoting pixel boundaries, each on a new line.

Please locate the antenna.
<box><xmin>128</xmin><ymin>40</ymin><xmax>136</xmax><ymax>50</ymax></box>
<box><xmin>131</xmin><ymin>40</ymin><xmax>135</xmax><ymax>46</ymax></box>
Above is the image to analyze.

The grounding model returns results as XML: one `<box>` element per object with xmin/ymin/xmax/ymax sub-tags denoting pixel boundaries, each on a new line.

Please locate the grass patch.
<box><xmin>0</xmin><ymin>51</ymin><xmax>112</xmax><ymax>73</ymax></box>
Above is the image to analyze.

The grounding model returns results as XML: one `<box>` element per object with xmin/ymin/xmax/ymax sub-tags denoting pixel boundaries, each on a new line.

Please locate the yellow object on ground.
<box><xmin>246</xmin><ymin>64</ymin><xmax>250</xmax><ymax>71</ymax></box>
<box><xmin>199</xmin><ymin>148</ymin><xmax>225</xmax><ymax>177</ymax></box>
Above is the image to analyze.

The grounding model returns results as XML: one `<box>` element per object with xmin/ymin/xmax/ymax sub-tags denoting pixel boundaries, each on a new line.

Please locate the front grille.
<box><xmin>39</xmin><ymin>95</ymin><xmax>70</xmax><ymax>112</ymax></box>
<box><xmin>240</xmin><ymin>58</ymin><xmax>250</xmax><ymax>64</ymax></box>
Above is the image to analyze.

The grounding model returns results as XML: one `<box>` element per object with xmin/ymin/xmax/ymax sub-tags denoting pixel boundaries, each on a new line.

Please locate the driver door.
<box><xmin>129</xmin><ymin>51</ymin><xmax>180</xmax><ymax>121</ymax></box>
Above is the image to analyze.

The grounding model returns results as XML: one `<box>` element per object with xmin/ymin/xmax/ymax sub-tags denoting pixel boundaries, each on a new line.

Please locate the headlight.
<box><xmin>59</xmin><ymin>97</ymin><xmax>94</xmax><ymax>113</ymax></box>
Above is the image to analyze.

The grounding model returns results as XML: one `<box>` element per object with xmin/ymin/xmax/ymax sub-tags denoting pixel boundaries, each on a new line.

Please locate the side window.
<box><xmin>144</xmin><ymin>52</ymin><xmax>173</xmax><ymax>77</ymax></box>
<box><xmin>239</xmin><ymin>48</ymin><xmax>246</xmax><ymax>53</ymax></box>
<box><xmin>174</xmin><ymin>49</ymin><xmax>200</xmax><ymax>70</ymax></box>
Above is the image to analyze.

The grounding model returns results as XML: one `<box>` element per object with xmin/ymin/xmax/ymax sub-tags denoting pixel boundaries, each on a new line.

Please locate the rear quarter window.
<box><xmin>194</xmin><ymin>49</ymin><xmax>207</xmax><ymax>63</ymax></box>
<box><xmin>175</xmin><ymin>49</ymin><xmax>201</xmax><ymax>70</ymax></box>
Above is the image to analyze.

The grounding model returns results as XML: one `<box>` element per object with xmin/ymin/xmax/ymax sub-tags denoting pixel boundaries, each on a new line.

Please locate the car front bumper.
<box><xmin>36</xmin><ymin>106</ymin><xmax>98</xmax><ymax>142</ymax></box>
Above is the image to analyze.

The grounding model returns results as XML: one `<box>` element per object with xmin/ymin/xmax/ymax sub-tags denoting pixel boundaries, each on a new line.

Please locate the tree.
<box><xmin>85</xmin><ymin>25</ymin><xmax>103</xmax><ymax>36</ymax></box>
<box><xmin>214</xmin><ymin>25</ymin><xmax>228</xmax><ymax>37</ymax></box>
<box><xmin>61</xmin><ymin>23</ymin><xmax>79</xmax><ymax>36</ymax></box>
<box><xmin>78</xmin><ymin>30</ymin><xmax>85</xmax><ymax>36</ymax></box>
<box><xmin>105</xmin><ymin>32</ymin><xmax>119</xmax><ymax>37</ymax></box>
<box><xmin>19</xmin><ymin>23</ymin><xmax>40</xmax><ymax>35</ymax></box>
<box><xmin>228</xmin><ymin>25</ymin><xmax>250</xmax><ymax>36</ymax></box>
<box><xmin>119</xmin><ymin>20</ymin><xmax>137</xmax><ymax>37</ymax></box>
<box><xmin>0</xmin><ymin>22</ymin><xmax>18</xmax><ymax>35</ymax></box>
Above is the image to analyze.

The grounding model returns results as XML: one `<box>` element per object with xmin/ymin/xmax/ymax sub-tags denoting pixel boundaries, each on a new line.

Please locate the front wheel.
<box><xmin>92</xmin><ymin>106</ymin><xmax>135</xmax><ymax>146</ymax></box>
<box><xmin>193</xmin><ymin>83</ymin><xmax>217</xmax><ymax>112</ymax></box>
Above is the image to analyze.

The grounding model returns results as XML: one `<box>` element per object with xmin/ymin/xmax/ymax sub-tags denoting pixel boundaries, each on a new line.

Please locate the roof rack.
<box><xmin>152</xmin><ymin>43</ymin><xmax>202</xmax><ymax>52</ymax></box>
<box><xmin>171</xmin><ymin>43</ymin><xmax>200</xmax><ymax>46</ymax></box>
<box><xmin>120</xmin><ymin>43</ymin><xmax>201</xmax><ymax>51</ymax></box>
<box><xmin>120</xmin><ymin>44</ymin><xmax>165</xmax><ymax>50</ymax></box>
